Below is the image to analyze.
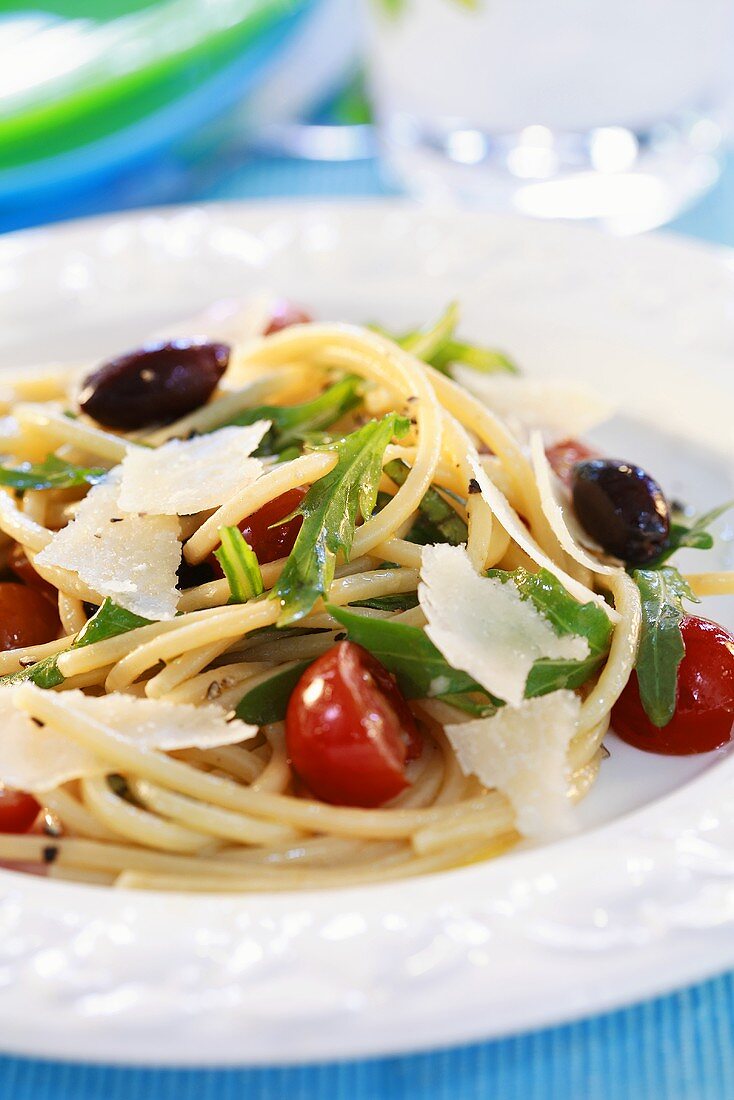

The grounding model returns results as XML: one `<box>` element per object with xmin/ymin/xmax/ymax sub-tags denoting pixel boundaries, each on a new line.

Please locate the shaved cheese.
<box><xmin>419</xmin><ymin>544</ymin><xmax>588</xmax><ymax>708</ymax></box>
<box><xmin>118</xmin><ymin>422</ymin><xmax>269</xmax><ymax>516</ymax></box>
<box><xmin>454</xmin><ymin>369</ymin><xmax>613</xmax><ymax>441</ymax></box>
<box><xmin>35</xmin><ymin>476</ymin><xmax>181</xmax><ymax>620</ymax></box>
<box><xmin>445</xmin><ymin>692</ymin><xmax>581</xmax><ymax>838</ymax></box>
<box><xmin>156</xmin><ymin>294</ymin><xmax>277</xmax><ymax>346</ymax></box>
<box><xmin>530</xmin><ymin>431</ymin><xmax>620</xmax><ymax>577</ymax></box>
<box><xmin>1</xmin><ymin>685</ymin><xmax>256</xmax><ymax>793</ymax></box>
<box><xmin>469</xmin><ymin>455</ymin><xmax>619</xmax><ymax>621</ymax></box>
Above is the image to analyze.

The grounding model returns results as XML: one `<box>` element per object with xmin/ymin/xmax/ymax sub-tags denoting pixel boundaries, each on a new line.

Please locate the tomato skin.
<box><xmin>211</xmin><ymin>487</ymin><xmax>307</xmax><ymax>575</ymax></box>
<box><xmin>0</xmin><ymin>582</ymin><xmax>60</xmax><ymax>652</ymax></box>
<box><xmin>286</xmin><ymin>641</ymin><xmax>422</xmax><ymax>807</ymax></box>
<box><xmin>7</xmin><ymin>544</ymin><xmax>56</xmax><ymax>600</ymax></box>
<box><xmin>264</xmin><ymin>301</ymin><xmax>312</xmax><ymax>335</ymax></box>
<box><xmin>546</xmin><ymin>438</ymin><xmax>599</xmax><ymax>487</ymax></box>
<box><xmin>612</xmin><ymin>616</ymin><xmax>734</xmax><ymax>755</ymax></box>
<box><xmin>0</xmin><ymin>789</ymin><xmax>39</xmax><ymax>834</ymax></box>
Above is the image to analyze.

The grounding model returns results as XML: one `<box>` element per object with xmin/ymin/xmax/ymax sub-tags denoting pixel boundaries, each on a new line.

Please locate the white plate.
<box><xmin>0</xmin><ymin>201</ymin><xmax>732</xmax><ymax>1066</ymax></box>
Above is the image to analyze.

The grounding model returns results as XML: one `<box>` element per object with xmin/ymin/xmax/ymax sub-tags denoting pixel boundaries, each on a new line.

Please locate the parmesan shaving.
<box><xmin>530</xmin><ymin>431</ymin><xmax>620</xmax><ymax>577</ymax></box>
<box><xmin>156</xmin><ymin>294</ymin><xmax>278</xmax><ymax>347</ymax></box>
<box><xmin>1</xmin><ymin>685</ymin><xmax>256</xmax><ymax>792</ymax></box>
<box><xmin>454</xmin><ymin>368</ymin><xmax>613</xmax><ymax>441</ymax></box>
<box><xmin>35</xmin><ymin>476</ymin><xmax>181</xmax><ymax>620</ymax></box>
<box><xmin>118</xmin><ymin>422</ymin><xmax>270</xmax><ymax>516</ymax></box>
<box><xmin>445</xmin><ymin>692</ymin><xmax>581</xmax><ymax>838</ymax></box>
<box><xmin>469</xmin><ymin>454</ymin><xmax>619</xmax><ymax>621</ymax></box>
<box><xmin>419</xmin><ymin>544</ymin><xmax>588</xmax><ymax>708</ymax></box>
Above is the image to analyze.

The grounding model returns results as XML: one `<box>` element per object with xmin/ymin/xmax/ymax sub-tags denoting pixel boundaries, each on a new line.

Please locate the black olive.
<box><xmin>78</xmin><ymin>340</ymin><xmax>229</xmax><ymax>430</ymax></box>
<box><xmin>176</xmin><ymin>557</ymin><xmax>216</xmax><ymax>592</ymax></box>
<box><xmin>571</xmin><ymin>459</ymin><xmax>670</xmax><ymax>565</ymax></box>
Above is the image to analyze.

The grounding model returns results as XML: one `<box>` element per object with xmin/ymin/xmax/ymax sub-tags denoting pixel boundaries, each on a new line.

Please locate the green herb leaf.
<box><xmin>632</xmin><ymin>566</ymin><xmax>698</xmax><ymax>727</ymax></box>
<box><xmin>374</xmin><ymin>303</ymin><xmax>518</xmax><ymax>377</ymax></box>
<box><xmin>328</xmin><ymin>604</ymin><xmax>493</xmax><ymax>703</ymax></box>
<box><xmin>235</xmin><ymin>661</ymin><xmax>310</xmax><ymax>725</ymax></box>
<box><xmin>349</xmin><ymin>591</ymin><xmax>419</xmax><ymax>612</ymax></box>
<box><xmin>430</xmin><ymin>339</ymin><xmax>519</xmax><ymax>376</ymax></box>
<box><xmin>0</xmin><ymin>454</ymin><xmax>107</xmax><ymax>492</ymax></box>
<box><xmin>487</xmin><ymin>567</ymin><xmax>613</xmax><ymax>697</ymax></box>
<box><xmin>214</xmin><ymin>376</ymin><xmax>362</xmax><ymax>456</ymax></box>
<box><xmin>399</xmin><ymin>302</ymin><xmax>460</xmax><ymax>363</ymax></box>
<box><xmin>272</xmin><ymin>414</ymin><xmax>409</xmax><ymax>625</ymax></box>
<box><xmin>214</xmin><ymin>526</ymin><xmax>264</xmax><ymax>604</ymax></box>
<box><xmin>384</xmin><ymin>459</ymin><xmax>468</xmax><ymax>546</ymax></box>
<box><xmin>0</xmin><ymin>598</ymin><xmax>151</xmax><ymax>688</ymax></box>
<box><xmin>73</xmin><ymin>599</ymin><xmax>150</xmax><ymax>647</ymax></box>
<box><xmin>650</xmin><ymin>500</ymin><xmax>733</xmax><ymax>567</ymax></box>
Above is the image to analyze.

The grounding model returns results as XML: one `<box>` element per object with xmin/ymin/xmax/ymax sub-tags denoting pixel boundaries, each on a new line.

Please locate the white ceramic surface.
<box><xmin>0</xmin><ymin>202</ymin><xmax>732</xmax><ymax>1066</ymax></box>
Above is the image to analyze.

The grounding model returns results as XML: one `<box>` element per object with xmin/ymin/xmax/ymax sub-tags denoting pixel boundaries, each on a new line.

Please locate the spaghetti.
<box><xmin>0</xmin><ymin>301</ymin><xmax>728</xmax><ymax>892</ymax></box>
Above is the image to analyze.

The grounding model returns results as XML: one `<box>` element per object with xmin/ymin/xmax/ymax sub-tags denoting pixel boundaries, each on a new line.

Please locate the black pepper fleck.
<box><xmin>468</xmin><ymin>478</ymin><xmax>481</xmax><ymax>495</ymax></box>
<box><xmin>42</xmin><ymin>845</ymin><xmax>59</xmax><ymax>864</ymax></box>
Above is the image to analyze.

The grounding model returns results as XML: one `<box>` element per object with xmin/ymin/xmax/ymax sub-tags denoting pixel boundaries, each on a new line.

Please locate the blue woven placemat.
<box><xmin>0</xmin><ymin>147</ymin><xmax>732</xmax><ymax>1099</ymax></box>
<box><xmin>1</xmin><ymin>973</ymin><xmax>733</xmax><ymax>1099</ymax></box>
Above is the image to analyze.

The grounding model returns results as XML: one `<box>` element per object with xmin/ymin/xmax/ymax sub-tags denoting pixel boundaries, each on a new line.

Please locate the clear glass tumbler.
<box><xmin>361</xmin><ymin>0</ymin><xmax>734</xmax><ymax>231</ymax></box>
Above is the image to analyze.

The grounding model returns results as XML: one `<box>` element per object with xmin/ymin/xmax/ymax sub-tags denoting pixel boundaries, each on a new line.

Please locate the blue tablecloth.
<box><xmin>1</xmin><ymin>149</ymin><xmax>733</xmax><ymax>1098</ymax></box>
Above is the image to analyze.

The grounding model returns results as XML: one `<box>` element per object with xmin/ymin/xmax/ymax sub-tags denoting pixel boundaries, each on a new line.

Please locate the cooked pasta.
<box><xmin>0</xmin><ymin>299</ymin><xmax>729</xmax><ymax>892</ymax></box>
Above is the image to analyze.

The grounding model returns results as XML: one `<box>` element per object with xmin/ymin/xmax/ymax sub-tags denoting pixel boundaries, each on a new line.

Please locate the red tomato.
<box><xmin>212</xmin><ymin>487</ymin><xmax>307</xmax><ymax>574</ymax></box>
<box><xmin>286</xmin><ymin>641</ymin><xmax>422</xmax><ymax>807</ymax></box>
<box><xmin>264</xmin><ymin>301</ymin><xmax>312</xmax><ymax>335</ymax></box>
<box><xmin>0</xmin><ymin>789</ymin><xmax>39</xmax><ymax>834</ymax></box>
<box><xmin>7</xmin><ymin>543</ymin><xmax>56</xmax><ymax>599</ymax></box>
<box><xmin>0</xmin><ymin>582</ymin><xmax>59</xmax><ymax>651</ymax></box>
<box><xmin>612</xmin><ymin>616</ymin><xmax>734</xmax><ymax>755</ymax></box>
<box><xmin>546</xmin><ymin>438</ymin><xmax>600</xmax><ymax>487</ymax></box>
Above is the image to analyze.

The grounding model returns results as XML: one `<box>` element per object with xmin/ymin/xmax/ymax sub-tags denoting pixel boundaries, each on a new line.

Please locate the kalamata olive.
<box><xmin>78</xmin><ymin>339</ymin><xmax>229</xmax><ymax>430</ymax></box>
<box><xmin>571</xmin><ymin>459</ymin><xmax>670</xmax><ymax>564</ymax></box>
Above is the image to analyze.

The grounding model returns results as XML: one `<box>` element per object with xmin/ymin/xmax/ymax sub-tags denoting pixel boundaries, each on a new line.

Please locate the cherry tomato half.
<box><xmin>0</xmin><ymin>582</ymin><xmax>60</xmax><ymax>652</ymax></box>
<box><xmin>0</xmin><ymin>789</ymin><xmax>39</xmax><ymax>834</ymax></box>
<box><xmin>546</xmin><ymin>438</ymin><xmax>599</xmax><ymax>487</ymax></box>
<box><xmin>211</xmin><ymin>487</ymin><xmax>307</xmax><ymax>575</ymax></box>
<box><xmin>612</xmin><ymin>616</ymin><xmax>734</xmax><ymax>755</ymax></box>
<box><xmin>264</xmin><ymin>300</ymin><xmax>312</xmax><ymax>335</ymax></box>
<box><xmin>7</xmin><ymin>543</ymin><xmax>56</xmax><ymax>600</ymax></box>
<box><xmin>286</xmin><ymin>641</ymin><xmax>422</xmax><ymax>807</ymax></box>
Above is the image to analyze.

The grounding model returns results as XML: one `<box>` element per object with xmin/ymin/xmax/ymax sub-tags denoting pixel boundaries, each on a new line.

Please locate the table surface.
<box><xmin>1</xmin><ymin>148</ymin><xmax>733</xmax><ymax>1099</ymax></box>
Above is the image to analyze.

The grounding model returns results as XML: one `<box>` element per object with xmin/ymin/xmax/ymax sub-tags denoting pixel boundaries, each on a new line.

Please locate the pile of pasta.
<box><xmin>0</xmin><ymin>307</ymin><xmax>645</xmax><ymax>891</ymax></box>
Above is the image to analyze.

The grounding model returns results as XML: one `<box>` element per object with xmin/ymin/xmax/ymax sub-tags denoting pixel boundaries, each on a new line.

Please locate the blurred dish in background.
<box><xmin>362</xmin><ymin>0</ymin><xmax>734</xmax><ymax>232</ymax></box>
<box><xmin>0</xmin><ymin>0</ymin><xmax>359</xmax><ymax>229</ymax></box>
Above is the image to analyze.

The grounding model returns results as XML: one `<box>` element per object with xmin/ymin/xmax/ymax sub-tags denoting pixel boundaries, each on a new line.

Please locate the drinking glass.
<box><xmin>361</xmin><ymin>0</ymin><xmax>734</xmax><ymax>231</ymax></box>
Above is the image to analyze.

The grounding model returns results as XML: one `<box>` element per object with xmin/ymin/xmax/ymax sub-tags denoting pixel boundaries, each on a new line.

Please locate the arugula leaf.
<box><xmin>491</xmin><ymin>567</ymin><xmax>613</xmax><ymax>649</ymax></box>
<box><xmin>214</xmin><ymin>526</ymin><xmax>263</xmax><ymax>603</ymax></box>
<box><xmin>349</xmin><ymin>591</ymin><xmax>419</xmax><ymax>612</ymax></box>
<box><xmin>374</xmin><ymin>303</ymin><xmax>518</xmax><ymax>377</ymax></box>
<box><xmin>328</xmin><ymin>604</ymin><xmax>495</xmax><ymax>705</ymax></box>
<box><xmin>383</xmin><ymin>459</ymin><xmax>468</xmax><ymax>546</ymax></box>
<box><xmin>650</xmin><ymin>500</ymin><xmax>733</xmax><ymax>567</ymax></box>
<box><xmin>272</xmin><ymin>414</ymin><xmax>409</xmax><ymax>625</ymax></box>
<box><xmin>0</xmin><ymin>654</ymin><xmax>66</xmax><ymax>689</ymax></box>
<box><xmin>214</xmin><ymin>376</ymin><xmax>362</xmax><ymax>456</ymax></box>
<box><xmin>73</xmin><ymin>599</ymin><xmax>150</xmax><ymax>646</ymax></box>
<box><xmin>488</xmin><ymin>567</ymin><xmax>613</xmax><ymax>697</ymax></box>
<box><xmin>400</xmin><ymin>302</ymin><xmax>460</xmax><ymax>363</ymax></box>
<box><xmin>632</xmin><ymin>566</ymin><xmax>698</xmax><ymax>727</ymax></box>
<box><xmin>0</xmin><ymin>598</ymin><xmax>151</xmax><ymax>688</ymax></box>
<box><xmin>430</xmin><ymin>339</ymin><xmax>518</xmax><ymax>376</ymax></box>
<box><xmin>330</xmin><ymin>569</ymin><xmax>612</xmax><ymax>710</ymax></box>
<box><xmin>235</xmin><ymin>661</ymin><xmax>310</xmax><ymax>725</ymax></box>
<box><xmin>0</xmin><ymin>454</ymin><xmax>107</xmax><ymax>492</ymax></box>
